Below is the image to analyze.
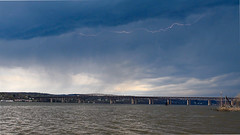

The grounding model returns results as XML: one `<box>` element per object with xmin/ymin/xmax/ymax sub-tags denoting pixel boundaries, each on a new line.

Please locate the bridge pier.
<box><xmin>135</xmin><ymin>99</ymin><xmax>137</xmax><ymax>104</ymax></box>
<box><xmin>167</xmin><ymin>99</ymin><xmax>171</xmax><ymax>105</ymax></box>
<box><xmin>187</xmin><ymin>99</ymin><xmax>190</xmax><ymax>106</ymax></box>
<box><xmin>208</xmin><ymin>100</ymin><xmax>211</xmax><ymax>106</ymax></box>
<box><xmin>61</xmin><ymin>98</ymin><xmax>64</xmax><ymax>103</ymax></box>
<box><xmin>110</xmin><ymin>99</ymin><xmax>113</xmax><ymax>104</ymax></box>
<box><xmin>148</xmin><ymin>98</ymin><xmax>152</xmax><ymax>104</ymax></box>
<box><xmin>131</xmin><ymin>98</ymin><xmax>135</xmax><ymax>104</ymax></box>
<box><xmin>148</xmin><ymin>98</ymin><xmax>154</xmax><ymax>104</ymax></box>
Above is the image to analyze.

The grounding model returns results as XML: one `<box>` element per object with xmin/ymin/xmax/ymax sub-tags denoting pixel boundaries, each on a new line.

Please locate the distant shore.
<box><xmin>0</xmin><ymin>92</ymin><xmax>238</xmax><ymax>106</ymax></box>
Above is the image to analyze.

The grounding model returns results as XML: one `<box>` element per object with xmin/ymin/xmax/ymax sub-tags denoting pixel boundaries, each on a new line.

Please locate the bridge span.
<box><xmin>33</xmin><ymin>95</ymin><xmax>236</xmax><ymax>106</ymax></box>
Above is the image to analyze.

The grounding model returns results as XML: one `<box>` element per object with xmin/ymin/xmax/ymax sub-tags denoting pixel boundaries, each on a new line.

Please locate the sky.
<box><xmin>0</xmin><ymin>0</ymin><xmax>239</xmax><ymax>97</ymax></box>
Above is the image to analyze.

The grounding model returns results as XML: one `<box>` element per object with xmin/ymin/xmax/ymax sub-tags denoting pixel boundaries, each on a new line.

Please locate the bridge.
<box><xmin>33</xmin><ymin>94</ymin><xmax>236</xmax><ymax>106</ymax></box>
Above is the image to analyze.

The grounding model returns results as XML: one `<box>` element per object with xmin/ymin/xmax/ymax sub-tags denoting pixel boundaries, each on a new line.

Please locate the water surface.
<box><xmin>1</xmin><ymin>102</ymin><xmax>240</xmax><ymax>134</ymax></box>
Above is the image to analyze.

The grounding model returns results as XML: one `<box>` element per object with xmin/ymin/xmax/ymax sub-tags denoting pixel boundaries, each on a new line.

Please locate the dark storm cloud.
<box><xmin>0</xmin><ymin>4</ymin><xmax>238</xmax><ymax>80</ymax></box>
<box><xmin>0</xmin><ymin>0</ymin><xmax>237</xmax><ymax>39</ymax></box>
<box><xmin>0</xmin><ymin>0</ymin><xmax>239</xmax><ymax>96</ymax></box>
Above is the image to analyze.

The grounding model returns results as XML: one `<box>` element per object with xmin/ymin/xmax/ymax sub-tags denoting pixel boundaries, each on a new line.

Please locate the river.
<box><xmin>1</xmin><ymin>102</ymin><xmax>240</xmax><ymax>134</ymax></box>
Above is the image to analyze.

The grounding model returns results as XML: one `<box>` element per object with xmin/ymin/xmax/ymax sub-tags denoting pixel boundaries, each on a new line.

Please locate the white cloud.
<box><xmin>109</xmin><ymin>73</ymin><xmax>240</xmax><ymax>96</ymax></box>
<box><xmin>0</xmin><ymin>66</ymin><xmax>71</xmax><ymax>93</ymax></box>
<box><xmin>71</xmin><ymin>73</ymin><xmax>100</xmax><ymax>86</ymax></box>
<box><xmin>0</xmin><ymin>66</ymin><xmax>239</xmax><ymax>96</ymax></box>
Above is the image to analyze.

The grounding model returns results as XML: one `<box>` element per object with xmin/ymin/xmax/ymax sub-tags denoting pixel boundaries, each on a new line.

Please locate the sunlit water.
<box><xmin>1</xmin><ymin>102</ymin><xmax>240</xmax><ymax>134</ymax></box>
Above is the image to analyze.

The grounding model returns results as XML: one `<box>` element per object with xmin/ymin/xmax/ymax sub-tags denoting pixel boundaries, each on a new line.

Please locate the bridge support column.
<box><xmin>167</xmin><ymin>99</ymin><xmax>171</xmax><ymax>105</ymax></box>
<box><xmin>50</xmin><ymin>98</ymin><xmax>53</xmax><ymax>103</ymax></box>
<box><xmin>110</xmin><ymin>99</ymin><xmax>113</xmax><ymax>104</ymax></box>
<box><xmin>208</xmin><ymin>100</ymin><xmax>211</xmax><ymax>106</ymax></box>
<box><xmin>135</xmin><ymin>99</ymin><xmax>137</xmax><ymax>104</ymax></box>
<box><xmin>148</xmin><ymin>98</ymin><xmax>154</xmax><ymax>104</ymax></box>
<box><xmin>131</xmin><ymin>98</ymin><xmax>135</xmax><ymax>104</ymax></box>
<box><xmin>148</xmin><ymin>98</ymin><xmax>152</xmax><ymax>104</ymax></box>
<box><xmin>187</xmin><ymin>99</ymin><xmax>190</xmax><ymax>106</ymax></box>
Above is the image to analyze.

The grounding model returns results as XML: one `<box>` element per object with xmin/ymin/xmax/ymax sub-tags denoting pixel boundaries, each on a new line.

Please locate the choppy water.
<box><xmin>1</xmin><ymin>102</ymin><xmax>240</xmax><ymax>134</ymax></box>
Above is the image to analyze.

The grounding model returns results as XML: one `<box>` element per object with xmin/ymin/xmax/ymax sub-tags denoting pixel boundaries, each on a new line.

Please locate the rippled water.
<box><xmin>1</xmin><ymin>102</ymin><xmax>240</xmax><ymax>134</ymax></box>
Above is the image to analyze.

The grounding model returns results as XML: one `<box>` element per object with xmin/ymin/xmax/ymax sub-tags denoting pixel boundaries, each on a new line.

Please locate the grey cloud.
<box><xmin>0</xmin><ymin>0</ymin><xmax>237</xmax><ymax>39</ymax></box>
<box><xmin>0</xmin><ymin>1</ymin><xmax>239</xmax><ymax>96</ymax></box>
<box><xmin>0</xmin><ymin>4</ymin><xmax>238</xmax><ymax>80</ymax></box>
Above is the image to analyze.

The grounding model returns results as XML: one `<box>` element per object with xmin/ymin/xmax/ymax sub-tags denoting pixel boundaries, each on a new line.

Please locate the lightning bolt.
<box><xmin>141</xmin><ymin>23</ymin><xmax>191</xmax><ymax>33</ymax></box>
<box><xmin>75</xmin><ymin>15</ymin><xmax>205</xmax><ymax>37</ymax></box>
<box><xmin>113</xmin><ymin>31</ymin><xmax>132</xmax><ymax>34</ymax></box>
<box><xmin>114</xmin><ymin>15</ymin><xmax>204</xmax><ymax>34</ymax></box>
